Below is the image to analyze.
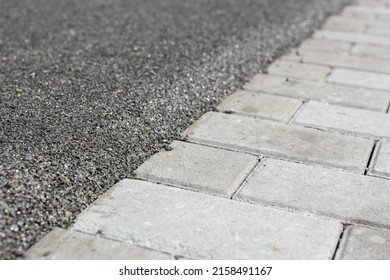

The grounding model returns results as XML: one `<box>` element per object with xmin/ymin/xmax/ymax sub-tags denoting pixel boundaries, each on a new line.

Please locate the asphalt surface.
<box><xmin>0</xmin><ymin>0</ymin><xmax>350</xmax><ymax>259</ymax></box>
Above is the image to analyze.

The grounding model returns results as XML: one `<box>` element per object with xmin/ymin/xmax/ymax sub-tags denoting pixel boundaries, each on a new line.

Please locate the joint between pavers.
<box><xmin>365</xmin><ymin>140</ymin><xmax>380</xmax><ymax>175</ymax></box>
<box><xmin>229</xmin><ymin>157</ymin><xmax>261</xmax><ymax>200</ymax></box>
<box><xmin>287</xmin><ymin>100</ymin><xmax>308</xmax><ymax>124</ymax></box>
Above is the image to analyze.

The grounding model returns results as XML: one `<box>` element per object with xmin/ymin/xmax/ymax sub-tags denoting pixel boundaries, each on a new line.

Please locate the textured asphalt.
<box><xmin>0</xmin><ymin>0</ymin><xmax>350</xmax><ymax>259</ymax></box>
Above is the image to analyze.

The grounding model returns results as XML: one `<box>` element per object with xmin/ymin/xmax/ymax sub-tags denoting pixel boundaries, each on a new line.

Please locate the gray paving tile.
<box><xmin>314</xmin><ymin>30</ymin><xmax>390</xmax><ymax>46</ymax></box>
<box><xmin>25</xmin><ymin>228</ymin><xmax>172</xmax><ymax>260</ymax></box>
<box><xmin>284</xmin><ymin>49</ymin><xmax>390</xmax><ymax>75</ymax></box>
<box><xmin>351</xmin><ymin>44</ymin><xmax>390</xmax><ymax>59</ymax></box>
<box><xmin>217</xmin><ymin>91</ymin><xmax>302</xmax><ymax>123</ymax></box>
<box><xmin>294</xmin><ymin>101</ymin><xmax>390</xmax><ymax>139</ymax></box>
<box><xmin>369</xmin><ymin>141</ymin><xmax>390</xmax><ymax>179</ymax></box>
<box><xmin>235</xmin><ymin>158</ymin><xmax>390</xmax><ymax>228</ymax></box>
<box><xmin>74</xmin><ymin>179</ymin><xmax>342</xmax><ymax>260</ymax></box>
<box><xmin>183</xmin><ymin>112</ymin><xmax>373</xmax><ymax>173</ymax></box>
<box><xmin>267</xmin><ymin>60</ymin><xmax>330</xmax><ymax>81</ymax></box>
<box><xmin>336</xmin><ymin>226</ymin><xmax>390</xmax><ymax>260</ymax></box>
<box><xmin>244</xmin><ymin>74</ymin><xmax>390</xmax><ymax>112</ymax></box>
<box><xmin>135</xmin><ymin>141</ymin><xmax>258</xmax><ymax>197</ymax></box>
<box><xmin>327</xmin><ymin>68</ymin><xmax>390</xmax><ymax>91</ymax></box>
<box><xmin>323</xmin><ymin>16</ymin><xmax>390</xmax><ymax>33</ymax></box>
<box><xmin>298</xmin><ymin>38</ymin><xmax>352</xmax><ymax>53</ymax></box>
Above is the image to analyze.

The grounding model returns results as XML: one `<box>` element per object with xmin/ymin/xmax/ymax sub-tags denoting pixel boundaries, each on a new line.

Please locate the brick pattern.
<box><xmin>27</xmin><ymin>0</ymin><xmax>390</xmax><ymax>260</ymax></box>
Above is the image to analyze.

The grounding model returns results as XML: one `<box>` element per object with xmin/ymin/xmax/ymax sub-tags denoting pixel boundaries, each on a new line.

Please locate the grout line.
<box><xmin>331</xmin><ymin>224</ymin><xmax>350</xmax><ymax>260</ymax></box>
<box><xmin>288</xmin><ymin>100</ymin><xmax>308</xmax><ymax>124</ymax></box>
<box><xmin>229</xmin><ymin>157</ymin><xmax>261</xmax><ymax>199</ymax></box>
<box><xmin>386</xmin><ymin>100</ymin><xmax>390</xmax><ymax>113</ymax></box>
<box><xmin>364</xmin><ymin>140</ymin><xmax>379</xmax><ymax>175</ymax></box>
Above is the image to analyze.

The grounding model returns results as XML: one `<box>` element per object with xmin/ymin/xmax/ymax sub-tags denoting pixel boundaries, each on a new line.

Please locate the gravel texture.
<box><xmin>0</xmin><ymin>0</ymin><xmax>349</xmax><ymax>259</ymax></box>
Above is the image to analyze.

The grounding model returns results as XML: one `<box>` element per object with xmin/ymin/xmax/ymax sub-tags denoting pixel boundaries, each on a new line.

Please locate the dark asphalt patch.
<box><xmin>0</xmin><ymin>0</ymin><xmax>349</xmax><ymax>259</ymax></box>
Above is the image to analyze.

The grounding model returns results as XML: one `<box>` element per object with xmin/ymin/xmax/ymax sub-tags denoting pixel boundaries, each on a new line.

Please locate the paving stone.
<box><xmin>346</xmin><ymin>6</ymin><xmax>390</xmax><ymax>16</ymax></box>
<box><xmin>73</xmin><ymin>179</ymin><xmax>343</xmax><ymax>260</ymax></box>
<box><xmin>25</xmin><ymin>228</ymin><xmax>172</xmax><ymax>260</ymax></box>
<box><xmin>294</xmin><ymin>101</ymin><xmax>390</xmax><ymax>139</ymax></box>
<box><xmin>335</xmin><ymin>226</ymin><xmax>390</xmax><ymax>260</ymax></box>
<box><xmin>327</xmin><ymin>68</ymin><xmax>390</xmax><ymax>91</ymax></box>
<box><xmin>234</xmin><ymin>158</ymin><xmax>390</xmax><ymax>228</ymax></box>
<box><xmin>135</xmin><ymin>141</ymin><xmax>258</xmax><ymax>197</ymax></box>
<box><xmin>298</xmin><ymin>38</ymin><xmax>352</xmax><ymax>53</ymax></box>
<box><xmin>217</xmin><ymin>91</ymin><xmax>302</xmax><ymax>123</ymax></box>
<box><xmin>369</xmin><ymin>141</ymin><xmax>390</xmax><ymax>179</ymax></box>
<box><xmin>314</xmin><ymin>30</ymin><xmax>390</xmax><ymax>47</ymax></box>
<box><xmin>244</xmin><ymin>74</ymin><xmax>390</xmax><ymax>112</ymax></box>
<box><xmin>283</xmin><ymin>49</ymin><xmax>390</xmax><ymax>75</ymax></box>
<box><xmin>366</xmin><ymin>26</ymin><xmax>390</xmax><ymax>36</ymax></box>
<box><xmin>341</xmin><ymin>7</ymin><xmax>390</xmax><ymax>22</ymax></box>
<box><xmin>323</xmin><ymin>16</ymin><xmax>390</xmax><ymax>33</ymax></box>
<box><xmin>183</xmin><ymin>112</ymin><xmax>373</xmax><ymax>173</ymax></box>
<box><xmin>267</xmin><ymin>60</ymin><xmax>330</xmax><ymax>81</ymax></box>
<box><xmin>351</xmin><ymin>44</ymin><xmax>390</xmax><ymax>59</ymax></box>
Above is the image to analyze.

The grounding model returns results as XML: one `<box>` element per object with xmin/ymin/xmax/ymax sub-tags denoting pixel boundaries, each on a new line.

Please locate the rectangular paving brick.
<box><xmin>217</xmin><ymin>91</ymin><xmax>302</xmax><ymax>123</ymax></box>
<box><xmin>323</xmin><ymin>16</ymin><xmax>390</xmax><ymax>33</ymax></box>
<box><xmin>335</xmin><ymin>226</ymin><xmax>390</xmax><ymax>260</ymax></box>
<box><xmin>346</xmin><ymin>6</ymin><xmax>390</xmax><ymax>16</ymax></box>
<box><xmin>25</xmin><ymin>228</ymin><xmax>172</xmax><ymax>260</ymax></box>
<box><xmin>341</xmin><ymin>7</ymin><xmax>390</xmax><ymax>22</ymax></box>
<box><xmin>299</xmin><ymin>38</ymin><xmax>352</xmax><ymax>53</ymax></box>
<box><xmin>135</xmin><ymin>141</ymin><xmax>258</xmax><ymax>197</ymax></box>
<box><xmin>235</xmin><ymin>158</ymin><xmax>390</xmax><ymax>228</ymax></box>
<box><xmin>367</xmin><ymin>26</ymin><xmax>390</xmax><ymax>36</ymax></box>
<box><xmin>327</xmin><ymin>68</ymin><xmax>390</xmax><ymax>91</ymax></box>
<box><xmin>314</xmin><ymin>30</ymin><xmax>390</xmax><ymax>47</ymax></box>
<box><xmin>283</xmin><ymin>49</ymin><xmax>390</xmax><ymax>75</ymax></box>
<box><xmin>369</xmin><ymin>141</ymin><xmax>390</xmax><ymax>179</ymax></box>
<box><xmin>351</xmin><ymin>44</ymin><xmax>390</xmax><ymax>59</ymax></box>
<box><xmin>267</xmin><ymin>60</ymin><xmax>330</xmax><ymax>81</ymax></box>
<box><xmin>183</xmin><ymin>112</ymin><xmax>374</xmax><ymax>173</ymax></box>
<box><xmin>74</xmin><ymin>179</ymin><xmax>342</xmax><ymax>259</ymax></box>
<box><xmin>244</xmin><ymin>74</ymin><xmax>390</xmax><ymax>112</ymax></box>
<box><xmin>294</xmin><ymin>101</ymin><xmax>390</xmax><ymax>139</ymax></box>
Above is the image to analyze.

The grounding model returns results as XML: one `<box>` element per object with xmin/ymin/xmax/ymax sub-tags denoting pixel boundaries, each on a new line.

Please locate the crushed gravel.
<box><xmin>0</xmin><ymin>0</ymin><xmax>350</xmax><ymax>259</ymax></box>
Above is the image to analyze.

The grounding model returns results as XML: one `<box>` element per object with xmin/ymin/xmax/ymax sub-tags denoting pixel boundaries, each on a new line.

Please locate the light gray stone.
<box><xmin>217</xmin><ymin>91</ymin><xmax>302</xmax><ymax>123</ymax></box>
<box><xmin>314</xmin><ymin>30</ymin><xmax>390</xmax><ymax>46</ymax></box>
<box><xmin>283</xmin><ymin>49</ymin><xmax>390</xmax><ymax>75</ymax></box>
<box><xmin>298</xmin><ymin>38</ymin><xmax>352</xmax><ymax>53</ymax></box>
<box><xmin>367</xmin><ymin>26</ymin><xmax>390</xmax><ymax>36</ymax></box>
<box><xmin>235</xmin><ymin>158</ymin><xmax>390</xmax><ymax>228</ymax></box>
<box><xmin>345</xmin><ymin>6</ymin><xmax>390</xmax><ymax>16</ymax></box>
<box><xmin>267</xmin><ymin>60</ymin><xmax>330</xmax><ymax>81</ymax></box>
<box><xmin>369</xmin><ymin>141</ymin><xmax>390</xmax><ymax>179</ymax></box>
<box><xmin>336</xmin><ymin>226</ymin><xmax>390</xmax><ymax>260</ymax></box>
<box><xmin>74</xmin><ymin>179</ymin><xmax>342</xmax><ymax>259</ymax></box>
<box><xmin>294</xmin><ymin>101</ymin><xmax>390</xmax><ymax>139</ymax></box>
<box><xmin>323</xmin><ymin>16</ymin><xmax>390</xmax><ymax>33</ymax></box>
<box><xmin>327</xmin><ymin>68</ymin><xmax>390</xmax><ymax>91</ymax></box>
<box><xmin>135</xmin><ymin>141</ymin><xmax>258</xmax><ymax>197</ymax></box>
<box><xmin>323</xmin><ymin>17</ymin><xmax>367</xmax><ymax>32</ymax></box>
<box><xmin>351</xmin><ymin>44</ymin><xmax>390</xmax><ymax>59</ymax></box>
<box><xmin>341</xmin><ymin>7</ymin><xmax>390</xmax><ymax>22</ymax></box>
<box><xmin>183</xmin><ymin>112</ymin><xmax>373</xmax><ymax>173</ymax></box>
<box><xmin>25</xmin><ymin>228</ymin><xmax>172</xmax><ymax>260</ymax></box>
<box><xmin>244</xmin><ymin>74</ymin><xmax>390</xmax><ymax>112</ymax></box>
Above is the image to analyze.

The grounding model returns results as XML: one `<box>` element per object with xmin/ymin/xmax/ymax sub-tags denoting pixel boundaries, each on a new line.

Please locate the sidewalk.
<box><xmin>26</xmin><ymin>0</ymin><xmax>390</xmax><ymax>260</ymax></box>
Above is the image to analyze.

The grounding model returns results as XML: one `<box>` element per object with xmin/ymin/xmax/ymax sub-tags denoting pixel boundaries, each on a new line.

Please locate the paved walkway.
<box><xmin>26</xmin><ymin>0</ymin><xmax>390</xmax><ymax>260</ymax></box>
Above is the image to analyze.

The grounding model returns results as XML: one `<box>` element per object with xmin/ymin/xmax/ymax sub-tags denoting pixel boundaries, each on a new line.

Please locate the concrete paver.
<box><xmin>244</xmin><ymin>74</ymin><xmax>390</xmax><ymax>112</ymax></box>
<box><xmin>323</xmin><ymin>16</ymin><xmax>390</xmax><ymax>33</ymax></box>
<box><xmin>369</xmin><ymin>141</ymin><xmax>390</xmax><ymax>179</ymax></box>
<box><xmin>25</xmin><ymin>228</ymin><xmax>172</xmax><ymax>260</ymax></box>
<box><xmin>335</xmin><ymin>226</ymin><xmax>390</xmax><ymax>260</ymax></box>
<box><xmin>135</xmin><ymin>141</ymin><xmax>258</xmax><ymax>197</ymax></box>
<box><xmin>73</xmin><ymin>179</ymin><xmax>343</xmax><ymax>260</ymax></box>
<box><xmin>294</xmin><ymin>101</ymin><xmax>390</xmax><ymax>139</ymax></box>
<box><xmin>351</xmin><ymin>44</ymin><xmax>390</xmax><ymax>59</ymax></box>
<box><xmin>235</xmin><ymin>158</ymin><xmax>390</xmax><ymax>228</ymax></box>
<box><xmin>183</xmin><ymin>112</ymin><xmax>373</xmax><ymax>173</ymax></box>
<box><xmin>341</xmin><ymin>7</ymin><xmax>390</xmax><ymax>22</ymax></box>
<box><xmin>267</xmin><ymin>60</ymin><xmax>330</xmax><ymax>81</ymax></box>
<box><xmin>283</xmin><ymin>49</ymin><xmax>390</xmax><ymax>75</ymax></box>
<box><xmin>327</xmin><ymin>68</ymin><xmax>390</xmax><ymax>91</ymax></box>
<box><xmin>314</xmin><ymin>30</ymin><xmax>390</xmax><ymax>46</ymax></box>
<box><xmin>298</xmin><ymin>38</ymin><xmax>352</xmax><ymax>53</ymax></box>
<box><xmin>217</xmin><ymin>91</ymin><xmax>302</xmax><ymax>123</ymax></box>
